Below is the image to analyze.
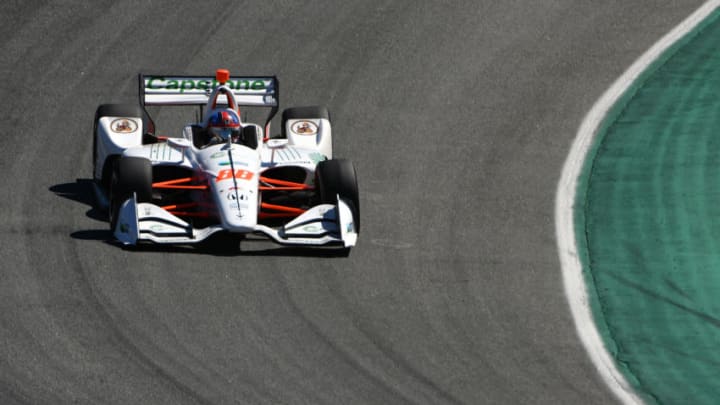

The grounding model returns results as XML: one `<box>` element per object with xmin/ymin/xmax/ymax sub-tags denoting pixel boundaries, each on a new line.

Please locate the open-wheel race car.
<box><xmin>92</xmin><ymin>69</ymin><xmax>359</xmax><ymax>252</ymax></box>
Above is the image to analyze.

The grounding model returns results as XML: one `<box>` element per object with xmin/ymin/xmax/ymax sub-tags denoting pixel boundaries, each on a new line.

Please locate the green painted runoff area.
<box><xmin>577</xmin><ymin>8</ymin><xmax>720</xmax><ymax>404</ymax></box>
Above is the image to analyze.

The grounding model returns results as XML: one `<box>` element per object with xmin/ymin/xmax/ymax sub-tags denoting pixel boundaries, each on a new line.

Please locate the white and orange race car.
<box><xmin>92</xmin><ymin>69</ymin><xmax>358</xmax><ymax>252</ymax></box>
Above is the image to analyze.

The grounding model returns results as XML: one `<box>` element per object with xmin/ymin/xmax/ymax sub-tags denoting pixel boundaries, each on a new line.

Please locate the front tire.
<box><xmin>316</xmin><ymin>159</ymin><xmax>360</xmax><ymax>233</ymax></box>
<box><xmin>109</xmin><ymin>157</ymin><xmax>152</xmax><ymax>232</ymax></box>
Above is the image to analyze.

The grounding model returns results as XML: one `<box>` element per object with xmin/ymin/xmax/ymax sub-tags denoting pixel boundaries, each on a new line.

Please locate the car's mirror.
<box><xmin>168</xmin><ymin>137</ymin><xmax>192</xmax><ymax>148</ymax></box>
<box><xmin>266</xmin><ymin>139</ymin><xmax>289</xmax><ymax>149</ymax></box>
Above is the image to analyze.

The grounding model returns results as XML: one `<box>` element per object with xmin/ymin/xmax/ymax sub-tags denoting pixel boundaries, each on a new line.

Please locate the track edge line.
<box><xmin>554</xmin><ymin>1</ymin><xmax>720</xmax><ymax>404</ymax></box>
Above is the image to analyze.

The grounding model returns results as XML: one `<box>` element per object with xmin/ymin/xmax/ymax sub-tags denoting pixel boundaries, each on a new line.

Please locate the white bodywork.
<box><xmin>94</xmin><ymin>116</ymin><xmax>144</xmax><ymax>181</ymax></box>
<box><xmin>94</xmin><ymin>73</ymin><xmax>356</xmax><ymax>249</ymax></box>
<box><xmin>284</xmin><ymin>117</ymin><xmax>332</xmax><ymax>160</ymax></box>
<box><xmin>114</xmin><ymin>194</ymin><xmax>357</xmax><ymax>247</ymax></box>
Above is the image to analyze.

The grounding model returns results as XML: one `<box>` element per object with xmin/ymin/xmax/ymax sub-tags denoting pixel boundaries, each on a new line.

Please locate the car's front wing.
<box><xmin>113</xmin><ymin>194</ymin><xmax>357</xmax><ymax>248</ymax></box>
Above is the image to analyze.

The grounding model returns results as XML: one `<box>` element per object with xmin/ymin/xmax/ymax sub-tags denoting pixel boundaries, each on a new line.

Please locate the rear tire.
<box><xmin>95</xmin><ymin>104</ymin><xmax>143</xmax><ymax>120</ymax></box>
<box><xmin>109</xmin><ymin>157</ymin><xmax>152</xmax><ymax>232</ymax></box>
<box><xmin>316</xmin><ymin>159</ymin><xmax>360</xmax><ymax>233</ymax></box>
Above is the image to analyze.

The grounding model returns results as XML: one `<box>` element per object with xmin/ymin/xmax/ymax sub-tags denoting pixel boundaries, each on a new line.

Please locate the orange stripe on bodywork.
<box><xmin>153</xmin><ymin>177</ymin><xmax>208</xmax><ymax>190</ymax></box>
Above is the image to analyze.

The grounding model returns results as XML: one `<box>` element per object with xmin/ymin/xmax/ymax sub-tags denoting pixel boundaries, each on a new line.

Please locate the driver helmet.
<box><xmin>207</xmin><ymin>110</ymin><xmax>241</xmax><ymax>142</ymax></box>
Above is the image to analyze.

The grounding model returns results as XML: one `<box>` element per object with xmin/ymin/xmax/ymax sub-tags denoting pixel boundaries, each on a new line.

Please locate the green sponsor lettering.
<box><xmin>144</xmin><ymin>76</ymin><xmax>269</xmax><ymax>93</ymax></box>
<box><xmin>147</xmin><ymin>76</ymin><xmax>163</xmax><ymax>89</ymax></box>
<box><xmin>197</xmin><ymin>80</ymin><xmax>211</xmax><ymax>90</ymax></box>
<box><xmin>231</xmin><ymin>80</ymin><xmax>250</xmax><ymax>90</ymax></box>
<box><xmin>179</xmin><ymin>79</ymin><xmax>195</xmax><ymax>93</ymax></box>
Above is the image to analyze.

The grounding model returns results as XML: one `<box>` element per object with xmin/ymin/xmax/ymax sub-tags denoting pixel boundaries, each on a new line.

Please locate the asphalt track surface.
<box><xmin>0</xmin><ymin>1</ymin><xmax>705</xmax><ymax>404</ymax></box>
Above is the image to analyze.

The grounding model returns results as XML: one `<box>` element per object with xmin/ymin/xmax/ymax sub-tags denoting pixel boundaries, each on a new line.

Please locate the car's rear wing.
<box><xmin>139</xmin><ymin>74</ymin><xmax>279</xmax><ymax>107</ymax></box>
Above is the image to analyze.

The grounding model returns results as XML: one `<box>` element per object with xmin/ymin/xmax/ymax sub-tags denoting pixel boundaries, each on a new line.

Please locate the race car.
<box><xmin>92</xmin><ymin>69</ymin><xmax>359</xmax><ymax>251</ymax></box>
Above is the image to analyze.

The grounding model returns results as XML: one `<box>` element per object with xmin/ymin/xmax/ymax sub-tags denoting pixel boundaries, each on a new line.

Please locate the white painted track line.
<box><xmin>555</xmin><ymin>1</ymin><xmax>720</xmax><ymax>404</ymax></box>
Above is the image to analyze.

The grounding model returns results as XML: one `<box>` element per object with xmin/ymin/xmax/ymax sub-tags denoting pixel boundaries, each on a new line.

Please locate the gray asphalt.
<box><xmin>0</xmin><ymin>1</ymin><xmax>705</xmax><ymax>404</ymax></box>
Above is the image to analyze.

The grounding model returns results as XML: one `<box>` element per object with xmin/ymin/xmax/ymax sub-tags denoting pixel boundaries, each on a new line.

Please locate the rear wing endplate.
<box><xmin>139</xmin><ymin>74</ymin><xmax>278</xmax><ymax>107</ymax></box>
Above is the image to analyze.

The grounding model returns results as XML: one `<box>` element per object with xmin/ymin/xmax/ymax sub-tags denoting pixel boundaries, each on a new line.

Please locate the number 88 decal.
<box><xmin>216</xmin><ymin>169</ymin><xmax>254</xmax><ymax>182</ymax></box>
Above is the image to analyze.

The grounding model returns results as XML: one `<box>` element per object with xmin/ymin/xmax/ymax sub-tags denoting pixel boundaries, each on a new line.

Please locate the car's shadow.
<box><xmin>121</xmin><ymin>241</ymin><xmax>350</xmax><ymax>257</ymax></box>
<box><xmin>49</xmin><ymin>179</ymin><xmax>351</xmax><ymax>257</ymax></box>
<box><xmin>50</xmin><ymin>179</ymin><xmax>106</xmax><ymax>221</ymax></box>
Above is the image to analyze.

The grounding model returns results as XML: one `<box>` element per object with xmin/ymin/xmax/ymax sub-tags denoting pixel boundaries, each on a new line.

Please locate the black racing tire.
<box><xmin>95</xmin><ymin>103</ymin><xmax>143</xmax><ymax>120</ymax></box>
<box><xmin>93</xmin><ymin>104</ymin><xmax>144</xmax><ymax>185</ymax></box>
<box><xmin>316</xmin><ymin>159</ymin><xmax>360</xmax><ymax>233</ymax></box>
<box><xmin>281</xmin><ymin>106</ymin><xmax>330</xmax><ymax>138</ymax></box>
<box><xmin>241</xmin><ymin>125</ymin><xmax>259</xmax><ymax>149</ymax></box>
<box><xmin>109</xmin><ymin>157</ymin><xmax>152</xmax><ymax>232</ymax></box>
